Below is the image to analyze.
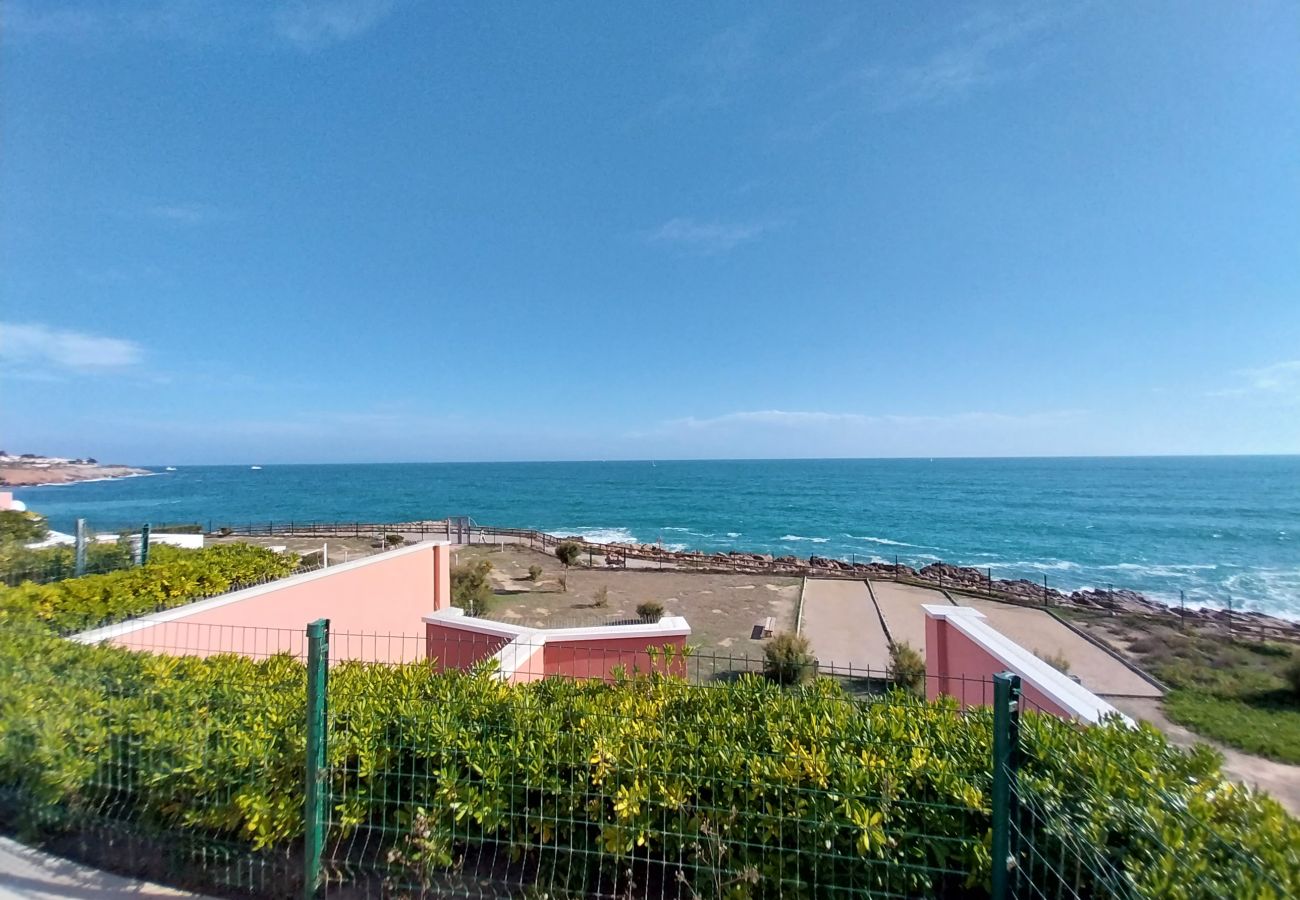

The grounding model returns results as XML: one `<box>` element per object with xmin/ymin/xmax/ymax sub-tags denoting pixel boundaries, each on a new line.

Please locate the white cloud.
<box><xmin>2</xmin><ymin>0</ymin><xmax>396</xmax><ymax>50</ymax></box>
<box><xmin>272</xmin><ymin>0</ymin><xmax>394</xmax><ymax>50</ymax></box>
<box><xmin>1209</xmin><ymin>360</ymin><xmax>1300</xmax><ymax>399</ymax></box>
<box><xmin>648</xmin><ymin>217</ymin><xmax>778</xmax><ymax>253</ymax></box>
<box><xmin>0</xmin><ymin>322</ymin><xmax>143</xmax><ymax>372</ymax></box>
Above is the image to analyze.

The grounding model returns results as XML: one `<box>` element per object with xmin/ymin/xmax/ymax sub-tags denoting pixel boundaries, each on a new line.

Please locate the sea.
<box><xmin>12</xmin><ymin>457</ymin><xmax>1299</xmax><ymax>619</ymax></box>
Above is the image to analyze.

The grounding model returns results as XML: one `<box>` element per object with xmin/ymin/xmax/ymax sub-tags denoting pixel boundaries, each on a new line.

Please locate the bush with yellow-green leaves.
<box><xmin>0</xmin><ymin>554</ymin><xmax>1296</xmax><ymax>898</ymax></box>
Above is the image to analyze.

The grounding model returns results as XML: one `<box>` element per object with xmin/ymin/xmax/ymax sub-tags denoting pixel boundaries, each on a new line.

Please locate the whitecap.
<box><xmin>780</xmin><ymin>534</ymin><xmax>829</xmax><ymax>543</ymax></box>
<box><xmin>545</xmin><ymin>527</ymin><xmax>637</xmax><ymax>545</ymax></box>
<box><xmin>844</xmin><ymin>534</ymin><xmax>917</xmax><ymax>548</ymax></box>
<box><xmin>725</xmin><ymin>532</ymin><xmax>741</xmax><ymax>538</ymax></box>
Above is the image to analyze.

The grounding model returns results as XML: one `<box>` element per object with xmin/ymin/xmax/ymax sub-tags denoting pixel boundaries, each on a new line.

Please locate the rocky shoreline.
<box><xmin>590</xmin><ymin>541</ymin><xmax>1300</xmax><ymax>644</ymax></box>
<box><xmin>0</xmin><ymin>454</ymin><xmax>152</xmax><ymax>487</ymax></box>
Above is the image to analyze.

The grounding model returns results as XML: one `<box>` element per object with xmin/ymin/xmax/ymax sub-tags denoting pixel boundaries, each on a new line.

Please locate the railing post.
<box><xmin>74</xmin><ymin>519</ymin><xmax>88</xmax><ymax>576</ymax></box>
<box><xmin>304</xmin><ymin>618</ymin><xmax>330</xmax><ymax>900</ymax></box>
<box><xmin>139</xmin><ymin>523</ymin><xmax>151</xmax><ymax>566</ymax></box>
<box><xmin>991</xmin><ymin>671</ymin><xmax>1021</xmax><ymax>900</ymax></box>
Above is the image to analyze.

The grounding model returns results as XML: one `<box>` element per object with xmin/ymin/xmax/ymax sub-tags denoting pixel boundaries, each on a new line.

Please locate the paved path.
<box><xmin>799</xmin><ymin>579</ymin><xmax>890</xmax><ymax>675</ymax></box>
<box><xmin>959</xmin><ymin>598</ymin><xmax>1162</xmax><ymax>698</ymax></box>
<box><xmin>868</xmin><ymin>580</ymin><xmax>950</xmax><ymax>650</ymax></box>
<box><xmin>0</xmin><ymin>837</ymin><xmax>214</xmax><ymax>900</ymax></box>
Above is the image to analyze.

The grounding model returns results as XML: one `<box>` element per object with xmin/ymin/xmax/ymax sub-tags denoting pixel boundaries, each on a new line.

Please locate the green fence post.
<box><xmin>304</xmin><ymin>618</ymin><xmax>330</xmax><ymax>900</ymax></box>
<box><xmin>74</xmin><ymin>519</ymin><xmax>88</xmax><ymax>576</ymax></box>
<box><xmin>139</xmin><ymin>523</ymin><xmax>151</xmax><ymax>566</ymax></box>
<box><xmin>992</xmin><ymin>671</ymin><xmax>1021</xmax><ymax>900</ymax></box>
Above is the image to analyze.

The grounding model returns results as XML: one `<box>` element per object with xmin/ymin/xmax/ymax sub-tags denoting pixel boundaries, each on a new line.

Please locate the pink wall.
<box><xmin>425</xmin><ymin>621</ymin><xmax>511</xmax><ymax>671</ymax></box>
<box><xmin>542</xmin><ymin>635</ymin><xmax>688</xmax><ymax>681</ymax></box>
<box><xmin>925</xmin><ymin>612</ymin><xmax>1072</xmax><ymax>719</ymax></box>
<box><xmin>110</xmin><ymin>543</ymin><xmax>450</xmax><ymax>663</ymax></box>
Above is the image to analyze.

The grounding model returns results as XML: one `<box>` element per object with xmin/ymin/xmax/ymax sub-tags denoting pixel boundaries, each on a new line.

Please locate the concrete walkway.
<box><xmin>0</xmin><ymin>838</ymin><xmax>215</xmax><ymax>899</ymax></box>
<box><xmin>800</xmin><ymin>579</ymin><xmax>890</xmax><ymax>675</ymax></box>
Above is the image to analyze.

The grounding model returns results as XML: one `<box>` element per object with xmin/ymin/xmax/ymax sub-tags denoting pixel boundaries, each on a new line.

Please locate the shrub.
<box><xmin>594</xmin><ymin>586</ymin><xmax>610</xmax><ymax>608</ymax></box>
<box><xmin>0</xmin><ymin>543</ymin><xmax>299</xmax><ymax>634</ymax></box>
<box><xmin>1035</xmin><ymin>649</ymin><xmax>1071</xmax><ymax>675</ymax></box>
<box><xmin>527</xmin><ymin>564</ymin><xmax>543</xmax><ymax>582</ymax></box>
<box><xmin>635</xmin><ymin>600</ymin><xmax>663</xmax><ymax>621</ymax></box>
<box><xmin>450</xmin><ymin>559</ymin><xmax>494</xmax><ymax>615</ymax></box>
<box><xmin>763</xmin><ymin>632</ymin><xmax>816</xmax><ymax>685</ymax></box>
<box><xmin>556</xmin><ymin>573</ymin><xmax>567</xmax><ymax>593</ymax></box>
<box><xmin>554</xmin><ymin>541</ymin><xmax>581</xmax><ymax>569</ymax></box>
<box><xmin>1288</xmin><ymin>654</ymin><xmax>1300</xmax><ymax>700</ymax></box>
<box><xmin>384</xmin><ymin>533</ymin><xmax>405</xmax><ymax>547</ymax></box>
<box><xmin>0</xmin><ymin>510</ymin><xmax>48</xmax><ymax>544</ymax></box>
<box><xmin>889</xmin><ymin>642</ymin><xmax>926</xmax><ymax>695</ymax></box>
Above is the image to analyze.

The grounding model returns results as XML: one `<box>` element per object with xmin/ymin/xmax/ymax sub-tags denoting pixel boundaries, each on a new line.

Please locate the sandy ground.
<box><xmin>800</xmin><ymin>579</ymin><xmax>890</xmax><ymax>675</ymax></box>
<box><xmin>868</xmin><ymin>580</ymin><xmax>950</xmax><ymax>650</ymax></box>
<box><xmin>958</xmin><ymin>597</ymin><xmax>1162</xmax><ymax>698</ymax></box>
<box><xmin>0</xmin><ymin>837</ymin><xmax>214</xmax><ymax>899</ymax></box>
<box><xmin>453</xmin><ymin>544</ymin><xmax>798</xmax><ymax>674</ymax></box>
<box><xmin>1110</xmin><ymin>697</ymin><xmax>1300</xmax><ymax>816</ymax></box>
<box><xmin>208</xmin><ymin>534</ymin><xmax>384</xmax><ymax>563</ymax></box>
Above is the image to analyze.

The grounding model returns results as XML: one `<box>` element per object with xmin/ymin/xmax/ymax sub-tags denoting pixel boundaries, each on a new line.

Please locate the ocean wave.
<box><xmin>1097</xmin><ymin>562</ymin><xmax>1220</xmax><ymax>578</ymax></box>
<box><xmin>725</xmin><ymin>532</ymin><xmax>741</xmax><ymax>538</ymax></box>
<box><xmin>779</xmin><ymin>534</ymin><xmax>829</xmax><ymax>543</ymax></box>
<box><xmin>545</xmin><ymin>527</ymin><xmax>637</xmax><ymax>545</ymax></box>
<box><xmin>988</xmin><ymin>560</ymin><xmax>1081</xmax><ymax>572</ymax></box>
<box><xmin>844</xmin><ymin>534</ymin><xmax>917</xmax><ymax>548</ymax></box>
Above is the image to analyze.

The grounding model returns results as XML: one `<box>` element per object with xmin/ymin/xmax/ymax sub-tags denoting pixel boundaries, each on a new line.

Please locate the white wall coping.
<box><xmin>423</xmin><ymin>609</ymin><xmax>691</xmax><ymax>643</ymax></box>
<box><xmin>71</xmin><ymin>541</ymin><xmax>445</xmax><ymax>645</ymax></box>
<box><xmin>490</xmin><ymin>638</ymin><xmax>546</xmax><ymax>679</ymax></box>
<box><xmin>923</xmin><ymin>604</ymin><xmax>1133</xmax><ymax>726</ymax></box>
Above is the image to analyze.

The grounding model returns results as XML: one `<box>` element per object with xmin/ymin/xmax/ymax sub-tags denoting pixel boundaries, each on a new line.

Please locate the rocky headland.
<box><xmin>0</xmin><ymin>453</ymin><xmax>151</xmax><ymax>487</ymax></box>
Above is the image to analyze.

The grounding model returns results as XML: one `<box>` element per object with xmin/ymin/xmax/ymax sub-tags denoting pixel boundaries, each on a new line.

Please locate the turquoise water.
<box><xmin>14</xmin><ymin>457</ymin><xmax>1300</xmax><ymax>618</ymax></box>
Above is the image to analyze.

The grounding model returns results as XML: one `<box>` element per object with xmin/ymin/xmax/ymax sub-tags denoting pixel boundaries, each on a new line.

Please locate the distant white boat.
<box><xmin>165</xmin><ymin>466</ymin><xmax>177</xmax><ymax>471</ymax></box>
<box><xmin>250</xmin><ymin>465</ymin><xmax>263</xmax><ymax>470</ymax></box>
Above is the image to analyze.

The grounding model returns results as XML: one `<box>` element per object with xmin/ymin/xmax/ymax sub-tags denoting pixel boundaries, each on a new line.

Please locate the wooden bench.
<box><xmin>761</xmin><ymin>616</ymin><xmax>775</xmax><ymax>638</ymax></box>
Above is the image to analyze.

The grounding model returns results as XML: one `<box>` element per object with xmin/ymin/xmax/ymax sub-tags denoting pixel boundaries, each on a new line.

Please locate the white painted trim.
<box><xmin>928</xmin><ymin>605</ymin><xmax>1132</xmax><ymax>727</ymax></box>
<box><xmin>71</xmin><ymin>542</ymin><xmax>443</xmax><ymax>645</ymax></box>
<box><xmin>491</xmin><ymin>638</ymin><xmax>546</xmax><ymax>679</ymax></box>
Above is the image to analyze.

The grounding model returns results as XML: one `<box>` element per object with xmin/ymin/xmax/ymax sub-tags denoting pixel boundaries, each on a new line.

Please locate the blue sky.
<box><xmin>2</xmin><ymin>1</ymin><xmax>1298</xmax><ymax>463</ymax></box>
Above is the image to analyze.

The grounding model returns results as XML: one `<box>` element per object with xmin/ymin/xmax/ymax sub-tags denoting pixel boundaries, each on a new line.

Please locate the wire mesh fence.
<box><xmin>3</xmin><ymin>616</ymin><xmax>1295</xmax><ymax>899</ymax></box>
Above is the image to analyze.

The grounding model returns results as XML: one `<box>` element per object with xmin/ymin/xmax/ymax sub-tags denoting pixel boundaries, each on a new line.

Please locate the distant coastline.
<box><xmin>0</xmin><ymin>454</ymin><xmax>152</xmax><ymax>488</ymax></box>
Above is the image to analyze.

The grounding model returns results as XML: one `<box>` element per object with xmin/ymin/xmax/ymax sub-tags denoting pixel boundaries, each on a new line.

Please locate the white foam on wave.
<box><xmin>725</xmin><ymin>532</ymin><xmax>741</xmax><ymax>538</ymax></box>
<box><xmin>546</xmin><ymin>527</ymin><xmax>637</xmax><ymax>545</ymax></box>
<box><xmin>987</xmin><ymin>560</ymin><xmax>1080</xmax><ymax>572</ymax></box>
<box><xmin>779</xmin><ymin>534</ymin><xmax>829</xmax><ymax>543</ymax></box>
<box><xmin>844</xmin><ymin>533</ymin><xmax>917</xmax><ymax>548</ymax></box>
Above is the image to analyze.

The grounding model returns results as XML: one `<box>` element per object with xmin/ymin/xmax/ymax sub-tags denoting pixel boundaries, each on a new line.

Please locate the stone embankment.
<box><xmin>593</xmin><ymin>543</ymin><xmax>1300</xmax><ymax>643</ymax></box>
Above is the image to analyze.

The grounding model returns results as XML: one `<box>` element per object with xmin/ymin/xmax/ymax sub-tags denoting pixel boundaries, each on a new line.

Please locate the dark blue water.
<box><xmin>14</xmin><ymin>457</ymin><xmax>1300</xmax><ymax>617</ymax></box>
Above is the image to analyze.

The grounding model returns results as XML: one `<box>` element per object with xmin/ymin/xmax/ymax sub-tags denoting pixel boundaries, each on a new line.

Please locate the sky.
<box><xmin>2</xmin><ymin>0</ymin><xmax>1299</xmax><ymax>464</ymax></box>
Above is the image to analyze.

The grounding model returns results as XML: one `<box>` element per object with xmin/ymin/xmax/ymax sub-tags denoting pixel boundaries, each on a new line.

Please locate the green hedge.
<box><xmin>1</xmin><ymin>624</ymin><xmax>1296</xmax><ymax>898</ymax></box>
<box><xmin>0</xmin><ymin>543</ymin><xmax>300</xmax><ymax>634</ymax></box>
<box><xmin>0</xmin><ymin>553</ymin><xmax>1297</xmax><ymax>898</ymax></box>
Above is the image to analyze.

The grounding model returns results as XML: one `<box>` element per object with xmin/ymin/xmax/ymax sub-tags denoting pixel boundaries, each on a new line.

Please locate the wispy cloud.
<box><xmin>144</xmin><ymin>203</ymin><xmax>228</xmax><ymax>225</ymax></box>
<box><xmin>652</xmin><ymin>408</ymin><xmax>1084</xmax><ymax>433</ymax></box>
<box><xmin>819</xmin><ymin>6</ymin><xmax>1064</xmax><ymax>114</ymax></box>
<box><xmin>2</xmin><ymin>0</ymin><xmax>396</xmax><ymax>51</ymax></box>
<box><xmin>0</xmin><ymin>322</ymin><xmax>143</xmax><ymax>373</ymax></box>
<box><xmin>1209</xmin><ymin>360</ymin><xmax>1300</xmax><ymax>399</ymax></box>
<box><xmin>272</xmin><ymin>0</ymin><xmax>395</xmax><ymax>50</ymax></box>
<box><xmin>650</xmin><ymin>18</ymin><xmax>766</xmax><ymax>116</ymax></box>
<box><xmin>648</xmin><ymin>217</ymin><xmax>779</xmax><ymax>253</ymax></box>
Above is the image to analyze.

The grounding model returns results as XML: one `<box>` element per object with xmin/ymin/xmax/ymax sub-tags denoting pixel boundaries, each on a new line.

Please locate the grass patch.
<box><xmin>1122</xmin><ymin>625</ymin><xmax>1300</xmax><ymax>763</ymax></box>
<box><xmin>1164</xmin><ymin>691</ymin><xmax>1300</xmax><ymax>764</ymax></box>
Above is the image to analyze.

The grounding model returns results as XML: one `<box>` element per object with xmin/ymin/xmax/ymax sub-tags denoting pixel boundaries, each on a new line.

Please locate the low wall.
<box><xmin>923</xmin><ymin>605</ymin><xmax>1131</xmax><ymax>725</ymax></box>
<box><xmin>423</xmin><ymin>609</ymin><xmax>691</xmax><ymax>683</ymax></box>
<box><xmin>73</xmin><ymin>542</ymin><xmax>452</xmax><ymax>663</ymax></box>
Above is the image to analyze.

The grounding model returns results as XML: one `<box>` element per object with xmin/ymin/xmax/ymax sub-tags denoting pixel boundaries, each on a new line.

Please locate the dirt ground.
<box><xmin>207</xmin><ymin>534</ymin><xmax>382</xmax><ymax>564</ymax></box>
<box><xmin>454</xmin><ymin>544</ymin><xmax>799</xmax><ymax>668</ymax></box>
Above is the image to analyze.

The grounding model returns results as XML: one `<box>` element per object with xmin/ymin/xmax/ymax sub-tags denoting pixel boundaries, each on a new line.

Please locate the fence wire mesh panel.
<box><xmin>0</xmin><ymin>621</ymin><xmax>311</xmax><ymax>897</ymax></box>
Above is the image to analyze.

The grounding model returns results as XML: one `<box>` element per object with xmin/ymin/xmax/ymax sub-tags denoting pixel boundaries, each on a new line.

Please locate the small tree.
<box><xmin>0</xmin><ymin>510</ymin><xmax>47</xmax><ymax>545</ymax></box>
<box><xmin>555</xmin><ymin>541</ymin><xmax>581</xmax><ymax>569</ymax></box>
<box><xmin>636</xmin><ymin>600</ymin><xmax>664</xmax><ymax>622</ymax></box>
<box><xmin>527</xmin><ymin>564</ymin><xmax>543</xmax><ymax>582</ymax></box>
<box><xmin>451</xmin><ymin>559</ymin><xmax>494</xmax><ymax>615</ymax></box>
<box><xmin>763</xmin><ymin>632</ymin><xmax>816</xmax><ymax>685</ymax></box>
<box><xmin>889</xmin><ymin>642</ymin><xmax>926</xmax><ymax>695</ymax></box>
<box><xmin>384</xmin><ymin>533</ymin><xmax>405</xmax><ymax>547</ymax></box>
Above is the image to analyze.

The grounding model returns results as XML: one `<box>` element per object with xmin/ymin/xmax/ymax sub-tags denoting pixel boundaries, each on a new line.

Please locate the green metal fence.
<box><xmin>2</xmin><ymin>617</ymin><xmax>1294</xmax><ymax>899</ymax></box>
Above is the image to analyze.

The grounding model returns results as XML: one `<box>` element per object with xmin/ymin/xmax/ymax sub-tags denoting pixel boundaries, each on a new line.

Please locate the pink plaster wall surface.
<box><xmin>542</xmin><ymin>635</ymin><xmax>688</xmax><ymax>681</ymax></box>
<box><xmin>925</xmin><ymin>614</ymin><xmax>1072</xmax><ymax>718</ymax></box>
<box><xmin>110</xmin><ymin>543</ymin><xmax>450</xmax><ymax>663</ymax></box>
<box><xmin>425</xmin><ymin>621</ymin><xmax>511</xmax><ymax>671</ymax></box>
